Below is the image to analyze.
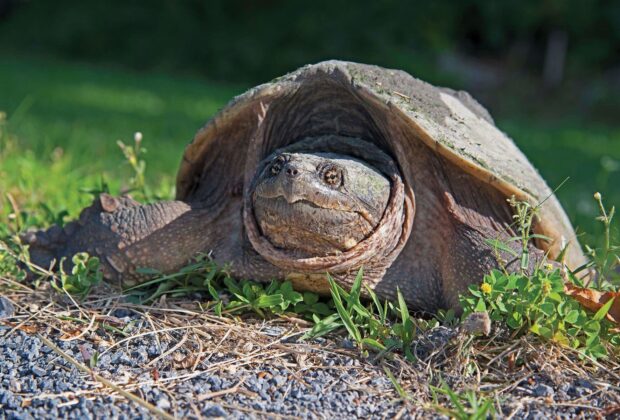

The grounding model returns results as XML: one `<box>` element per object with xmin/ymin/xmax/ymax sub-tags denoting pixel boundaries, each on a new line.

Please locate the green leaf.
<box><xmin>495</xmin><ymin>299</ymin><xmax>507</xmax><ymax>313</ymax></box>
<box><xmin>303</xmin><ymin>292</ymin><xmax>319</xmax><ymax>305</ymax></box>
<box><xmin>586</xmin><ymin>333</ymin><xmax>600</xmax><ymax>347</ymax></box>
<box><xmin>310</xmin><ymin>302</ymin><xmax>332</xmax><ymax>315</ymax></box>
<box><xmin>136</xmin><ymin>267</ymin><xmax>161</xmax><ymax>276</ymax></box>
<box><xmin>507</xmin><ymin>313</ymin><xmax>523</xmax><ymax>329</ymax></box>
<box><xmin>474</xmin><ymin>298</ymin><xmax>487</xmax><ymax>312</ymax></box>
<box><xmin>279</xmin><ymin>281</ymin><xmax>303</xmax><ymax>309</ymax></box>
<box><xmin>397</xmin><ymin>287</ymin><xmax>410</xmax><ymax>326</ymax></box>
<box><xmin>584</xmin><ymin>320</ymin><xmax>601</xmax><ymax>335</ymax></box>
<box><xmin>264</xmin><ymin>280</ymin><xmax>280</xmax><ymax>295</ymax></box>
<box><xmin>214</xmin><ymin>301</ymin><xmax>223</xmax><ymax>317</ymax></box>
<box><xmin>593</xmin><ymin>297</ymin><xmax>615</xmax><ymax>321</ymax></box>
<box><xmin>366</xmin><ymin>286</ymin><xmax>387</xmax><ymax>322</ymax></box>
<box><xmin>242</xmin><ymin>282</ymin><xmax>256</xmax><ymax>300</ymax></box>
<box><xmin>539</xmin><ymin>302</ymin><xmax>555</xmax><ymax>317</ymax></box>
<box><xmin>520</xmin><ymin>250</ymin><xmax>530</xmax><ymax>271</ymax></box>
<box><xmin>515</xmin><ymin>276</ymin><xmax>529</xmax><ymax>291</ymax></box>
<box><xmin>301</xmin><ymin>313</ymin><xmax>341</xmax><ymax>339</ymax></box>
<box><xmin>565</xmin><ymin>310</ymin><xmax>579</xmax><ymax>324</ymax></box>
<box><xmin>548</xmin><ymin>291</ymin><xmax>564</xmax><ymax>303</ymax></box>
<box><xmin>328</xmin><ymin>275</ymin><xmax>361</xmax><ymax>343</ymax></box>
<box><xmin>361</xmin><ymin>338</ymin><xmax>386</xmax><ymax>351</ymax></box>
<box><xmin>342</xmin><ymin>269</ymin><xmax>364</xmax><ymax>312</ymax></box>
<box><xmin>255</xmin><ymin>294</ymin><xmax>284</xmax><ymax>308</ymax></box>
<box><xmin>223</xmin><ymin>277</ymin><xmax>242</xmax><ymax>296</ymax></box>
<box><xmin>588</xmin><ymin>344</ymin><xmax>607</xmax><ymax>359</ymax></box>
<box><xmin>528</xmin><ymin>234</ymin><xmax>553</xmax><ymax>242</ymax></box>
<box><xmin>531</xmin><ymin>324</ymin><xmax>552</xmax><ymax>339</ymax></box>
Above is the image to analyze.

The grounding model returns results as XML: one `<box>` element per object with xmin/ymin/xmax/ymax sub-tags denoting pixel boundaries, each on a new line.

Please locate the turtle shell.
<box><xmin>176</xmin><ymin>60</ymin><xmax>585</xmax><ymax>270</ymax></box>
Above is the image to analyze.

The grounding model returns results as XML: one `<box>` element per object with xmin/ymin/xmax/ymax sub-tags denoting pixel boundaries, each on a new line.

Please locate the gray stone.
<box><xmin>0</xmin><ymin>297</ymin><xmax>15</xmax><ymax>319</ymax></box>
<box><xmin>532</xmin><ymin>383</ymin><xmax>555</xmax><ymax>398</ymax></box>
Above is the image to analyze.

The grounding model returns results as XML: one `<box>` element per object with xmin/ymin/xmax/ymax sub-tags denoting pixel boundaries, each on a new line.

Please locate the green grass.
<box><xmin>0</xmin><ymin>54</ymin><xmax>618</xmax><ymax>241</ymax></box>
<box><xmin>502</xmin><ymin>120</ymin><xmax>620</xmax><ymax>240</ymax></box>
<box><xmin>0</xmin><ymin>55</ymin><xmax>242</xmax><ymax>222</ymax></box>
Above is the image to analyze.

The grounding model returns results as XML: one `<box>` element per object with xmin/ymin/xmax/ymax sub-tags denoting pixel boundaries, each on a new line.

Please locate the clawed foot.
<box><xmin>19</xmin><ymin>194</ymin><xmax>139</xmax><ymax>277</ymax></box>
<box><xmin>21</xmin><ymin>223</ymin><xmax>72</xmax><ymax>274</ymax></box>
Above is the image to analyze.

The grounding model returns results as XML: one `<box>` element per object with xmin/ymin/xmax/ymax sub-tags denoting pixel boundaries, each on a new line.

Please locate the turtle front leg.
<box><xmin>21</xmin><ymin>194</ymin><xmax>207</xmax><ymax>286</ymax></box>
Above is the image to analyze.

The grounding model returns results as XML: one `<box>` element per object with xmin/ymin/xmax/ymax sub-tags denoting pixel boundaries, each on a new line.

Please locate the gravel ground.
<box><xmin>0</xmin><ymin>306</ymin><xmax>404</xmax><ymax>419</ymax></box>
<box><xmin>0</xmin><ymin>294</ymin><xmax>619</xmax><ymax>419</ymax></box>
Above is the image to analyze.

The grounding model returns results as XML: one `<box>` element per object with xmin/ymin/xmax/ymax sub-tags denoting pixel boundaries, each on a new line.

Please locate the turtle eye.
<box><xmin>320</xmin><ymin>165</ymin><xmax>343</xmax><ymax>187</ymax></box>
<box><xmin>270</xmin><ymin>155</ymin><xmax>287</xmax><ymax>176</ymax></box>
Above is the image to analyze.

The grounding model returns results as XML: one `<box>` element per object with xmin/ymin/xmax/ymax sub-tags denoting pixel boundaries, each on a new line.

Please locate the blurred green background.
<box><xmin>0</xmin><ymin>0</ymin><xmax>618</xmax><ymax>243</ymax></box>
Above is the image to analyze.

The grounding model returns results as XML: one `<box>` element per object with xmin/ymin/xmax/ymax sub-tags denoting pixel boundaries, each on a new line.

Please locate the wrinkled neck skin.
<box><xmin>243</xmin><ymin>136</ymin><xmax>415</xmax><ymax>294</ymax></box>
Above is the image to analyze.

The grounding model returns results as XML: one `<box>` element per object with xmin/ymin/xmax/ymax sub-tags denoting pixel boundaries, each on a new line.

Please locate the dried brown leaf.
<box><xmin>564</xmin><ymin>283</ymin><xmax>620</xmax><ymax>324</ymax></box>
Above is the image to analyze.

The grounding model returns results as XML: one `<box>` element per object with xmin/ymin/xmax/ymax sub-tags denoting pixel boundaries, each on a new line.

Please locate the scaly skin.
<box><xmin>23</xmin><ymin>195</ymin><xmax>205</xmax><ymax>285</ymax></box>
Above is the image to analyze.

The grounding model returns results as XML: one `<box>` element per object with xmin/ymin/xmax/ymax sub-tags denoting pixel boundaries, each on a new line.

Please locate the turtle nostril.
<box><xmin>286</xmin><ymin>167</ymin><xmax>299</xmax><ymax>177</ymax></box>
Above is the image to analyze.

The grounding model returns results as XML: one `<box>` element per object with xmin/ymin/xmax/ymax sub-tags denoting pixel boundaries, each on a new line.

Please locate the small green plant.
<box><xmin>51</xmin><ymin>252</ymin><xmax>103</xmax><ymax>299</ymax></box>
<box><xmin>115</xmin><ymin>131</ymin><xmax>174</xmax><ymax>202</ymax></box>
<box><xmin>471</xmin><ymin>193</ymin><xmax>619</xmax><ymax>360</ymax></box>
<box><xmin>0</xmin><ymin>237</ymin><xmax>28</xmax><ymax>282</ymax></box>
<box><xmin>430</xmin><ymin>381</ymin><xmax>496</xmax><ymax>420</ymax></box>
<box><xmin>460</xmin><ymin>268</ymin><xmax>617</xmax><ymax>360</ymax></box>
<box><xmin>485</xmin><ymin>194</ymin><xmax>555</xmax><ymax>274</ymax></box>
<box><xmin>126</xmin><ymin>254</ymin><xmax>333</xmax><ymax>319</ymax></box>
<box><xmin>221</xmin><ymin>277</ymin><xmax>303</xmax><ymax>317</ymax></box>
<box><xmin>304</xmin><ymin>269</ymin><xmax>423</xmax><ymax>361</ymax></box>
<box><xmin>126</xmin><ymin>255</ymin><xmax>230</xmax><ymax>305</ymax></box>
<box><xmin>117</xmin><ymin>132</ymin><xmax>149</xmax><ymax>201</ymax></box>
<box><xmin>581</xmin><ymin>192</ymin><xmax>619</xmax><ymax>287</ymax></box>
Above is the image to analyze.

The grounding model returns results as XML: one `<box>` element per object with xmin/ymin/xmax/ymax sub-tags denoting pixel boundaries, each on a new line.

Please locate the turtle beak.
<box><xmin>279</xmin><ymin>163</ymin><xmax>306</xmax><ymax>204</ymax></box>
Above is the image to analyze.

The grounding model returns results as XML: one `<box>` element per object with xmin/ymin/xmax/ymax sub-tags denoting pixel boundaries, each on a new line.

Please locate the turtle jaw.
<box><xmin>253</xmin><ymin>195</ymin><xmax>373</xmax><ymax>256</ymax></box>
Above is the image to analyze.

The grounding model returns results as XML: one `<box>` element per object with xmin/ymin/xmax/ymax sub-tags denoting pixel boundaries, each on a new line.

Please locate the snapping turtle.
<box><xmin>24</xmin><ymin>60</ymin><xmax>586</xmax><ymax>312</ymax></box>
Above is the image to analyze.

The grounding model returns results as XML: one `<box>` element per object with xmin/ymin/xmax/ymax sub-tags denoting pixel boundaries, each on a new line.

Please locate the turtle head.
<box><xmin>252</xmin><ymin>151</ymin><xmax>390</xmax><ymax>257</ymax></box>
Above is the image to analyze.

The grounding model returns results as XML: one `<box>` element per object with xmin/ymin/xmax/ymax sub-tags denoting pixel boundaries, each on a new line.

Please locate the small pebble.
<box><xmin>31</xmin><ymin>365</ymin><xmax>47</xmax><ymax>377</ymax></box>
<box><xmin>532</xmin><ymin>384</ymin><xmax>555</xmax><ymax>398</ymax></box>
<box><xmin>203</xmin><ymin>405</ymin><xmax>227</xmax><ymax>417</ymax></box>
<box><xmin>156</xmin><ymin>396</ymin><xmax>171</xmax><ymax>410</ymax></box>
<box><xmin>0</xmin><ymin>297</ymin><xmax>15</xmax><ymax>319</ymax></box>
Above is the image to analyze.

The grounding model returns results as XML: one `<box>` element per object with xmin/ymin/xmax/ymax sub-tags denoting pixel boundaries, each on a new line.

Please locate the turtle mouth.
<box><xmin>281</xmin><ymin>195</ymin><xmax>377</xmax><ymax>226</ymax></box>
<box><xmin>266</xmin><ymin>194</ymin><xmax>375</xmax><ymax>225</ymax></box>
<box><xmin>253</xmin><ymin>195</ymin><xmax>375</xmax><ymax>256</ymax></box>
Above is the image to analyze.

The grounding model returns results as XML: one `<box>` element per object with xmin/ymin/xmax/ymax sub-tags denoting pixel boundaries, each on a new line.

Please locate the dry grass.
<box><xmin>2</xmin><ymin>272</ymin><xmax>619</xmax><ymax>419</ymax></box>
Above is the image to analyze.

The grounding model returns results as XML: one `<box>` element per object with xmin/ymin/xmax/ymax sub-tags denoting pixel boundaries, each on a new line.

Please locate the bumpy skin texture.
<box><xmin>23</xmin><ymin>61</ymin><xmax>585</xmax><ymax>313</ymax></box>
<box><xmin>23</xmin><ymin>195</ymin><xmax>199</xmax><ymax>284</ymax></box>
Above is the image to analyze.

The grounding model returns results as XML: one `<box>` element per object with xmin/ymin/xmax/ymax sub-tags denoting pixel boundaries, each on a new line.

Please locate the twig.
<box><xmin>146</xmin><ymin>332</ymin><xmax>188</xmax><ymax>367</ymax></box>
